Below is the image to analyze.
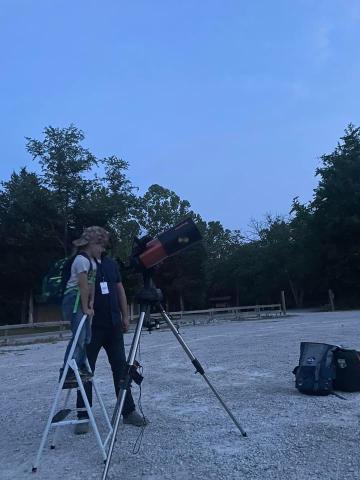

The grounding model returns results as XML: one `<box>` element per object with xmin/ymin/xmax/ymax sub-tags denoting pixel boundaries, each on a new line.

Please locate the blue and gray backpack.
<box><xmin>293</xmin><ymin>342</ymin><xmax>336</xmax><ymax>396</ymax></box>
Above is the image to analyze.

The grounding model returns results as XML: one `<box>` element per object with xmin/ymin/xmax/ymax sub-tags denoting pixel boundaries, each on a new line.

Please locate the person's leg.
<box><xmin>103</xmin><ymin>324</ymin><xmax>136</xmax><ymax>416</ymax></box>
<box><xmin>76</xmin><ymin>325</ymin><xmax>104</xmax><ymax>419</ymax></box>
<box><xmin>81</xmin><ymin>316</ymin><xmax>93</xmax><ymax>370</ymax></box>
<box><xmin>62</xmin><ymin>292</ymin><xmax>86</xmax><ymax>369</ymax></box>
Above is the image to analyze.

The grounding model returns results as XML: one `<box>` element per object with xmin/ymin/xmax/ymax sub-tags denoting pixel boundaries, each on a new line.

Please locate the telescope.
<box><xmin>130</xmin><ymin>217</ymin><xmax>202</xmax><ymax>271</ymax></box>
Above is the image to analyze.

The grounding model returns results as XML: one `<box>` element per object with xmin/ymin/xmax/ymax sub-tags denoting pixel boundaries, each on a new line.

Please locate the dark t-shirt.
<box><xmin>93</xmin><ymin>256</ymin><xmax>122</xmax><ymax>328</ymax></box>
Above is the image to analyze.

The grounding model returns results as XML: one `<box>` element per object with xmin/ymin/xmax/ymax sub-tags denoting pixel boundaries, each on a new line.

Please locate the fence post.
<box><xmin>281</xmin><ymin>291</ymin><xmax>287</xmax><ymax>316</ymax></box>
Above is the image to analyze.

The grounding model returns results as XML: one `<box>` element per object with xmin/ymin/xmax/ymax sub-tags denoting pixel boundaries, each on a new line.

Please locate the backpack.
<box><xmin>41</xmin><ymin>252</ymin><xmax>92</xmax><ymax>304</ymax></box>
<box><xmin>293</xmin><ymin>342</ymin><xmax>336</xmax><ymax>396</ymax></box>
<box><xmin>333</xmin><ymin>348</ymin><xmax>360</xmax><ymax>392</ymax></box>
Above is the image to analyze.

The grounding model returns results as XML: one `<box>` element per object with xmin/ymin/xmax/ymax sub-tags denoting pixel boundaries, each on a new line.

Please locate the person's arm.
<box><xmin>116</xmin><ymin>282</ymin><xmax>129</xmax><ymax>332</ymax></box>
<box><xmin>78</xmin><ymin>272</ymin><xmax>94</xmax><ymax>317</ymax></box>
<box><xmin>88</xmin><ymin>278</ymin><xmax>95</xmax><ymax>311</ymax></box>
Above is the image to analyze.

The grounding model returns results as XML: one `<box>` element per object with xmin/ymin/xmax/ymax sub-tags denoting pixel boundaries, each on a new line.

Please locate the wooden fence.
<box><xmin>0</xmin><ymin>304</ymin><xmax>283</xmax><ymax>346</ymax></box>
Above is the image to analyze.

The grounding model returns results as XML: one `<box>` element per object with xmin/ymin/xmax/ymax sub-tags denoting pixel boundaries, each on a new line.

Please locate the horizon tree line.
<box><xmin>1</xmin><ymin>123</ymin><xmax>359</xmax><ymax>324</ymax></box>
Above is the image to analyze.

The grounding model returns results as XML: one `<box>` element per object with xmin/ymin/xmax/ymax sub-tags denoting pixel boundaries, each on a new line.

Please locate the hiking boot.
<box><xmin>123</xmin><ymin>410</ymin><xmax>149</xmax><ymax>427</ymax></box>
<box><xmin>74</xmin><ymin>422</ymin><xmax>89</xmax><ymax>435</ymax></box>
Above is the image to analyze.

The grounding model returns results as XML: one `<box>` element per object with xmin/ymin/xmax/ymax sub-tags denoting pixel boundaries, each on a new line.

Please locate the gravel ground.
<box><xmin>1</xmin><ymin>311</ymin><xmax>360</xmax><ymax>480</ymax></box>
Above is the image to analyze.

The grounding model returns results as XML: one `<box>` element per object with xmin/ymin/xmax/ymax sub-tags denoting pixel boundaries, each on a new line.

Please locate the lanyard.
<box><xmin>96</xmin><ymin>259</ymin><xmax>106</xmax><ymax>282</ymax></box>
<box><xmin>96</xmin><ymin>259</ymin><xmax>110</xmax><ymax>295</ymax></box>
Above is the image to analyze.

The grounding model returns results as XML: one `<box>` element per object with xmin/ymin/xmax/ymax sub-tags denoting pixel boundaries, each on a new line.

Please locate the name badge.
<box><xmin>100</xmin><ymin>282</ymin><xmax>109</xmax><ymax>295</ymax></box>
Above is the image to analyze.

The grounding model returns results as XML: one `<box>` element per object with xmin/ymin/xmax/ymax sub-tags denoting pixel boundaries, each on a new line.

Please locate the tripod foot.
<box><xmin>32</xmin><ymin>467</ymin><xmax>37</xmax><ymax>473</ymax></box>
<box><xmin>50</xmin><ymin>445</ymin><xmax>55</xmax><ymax>449</ymax></box>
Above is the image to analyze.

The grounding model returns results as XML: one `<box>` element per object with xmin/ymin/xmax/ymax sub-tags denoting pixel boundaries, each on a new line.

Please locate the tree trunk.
<box><xmin>28</xmin><ymin>291</ymin><xmax>34</xmax><ymax>324</ymax></box>
<box><xmin>298</xmin><ymin>289</ymin><xmax>304</xmax><ymax>308</ymax></box>
<box><xmin>281</xmin><ymin>290</ymin><xmax>287</xmax><ymax>315</ymax></box>
<box><xmin>328</xmin><ymin>289</ymin><xmax>335</xmax><ymax>311</ymax></box>
<box><xmin>288</xmin><ymin>278</ymin><xmax>301</xmax><ymax>308</ymax></box>
<box><xmin>179</xmin><ymin>293</ymin><xmax>184</xmax><ymax>311</ymax></box>
<box><xmin>63</xmin><ymin>207</ymin><xmax>69</xmax><ymax>257</ymax></box>
<box><xmin>21</xmin><ymin>292</ymin><xmax>28</xmax><ymax>324</ymax></box>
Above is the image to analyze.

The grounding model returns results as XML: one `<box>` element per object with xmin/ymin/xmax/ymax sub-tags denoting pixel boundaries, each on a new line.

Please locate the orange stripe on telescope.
<box><xmin>138</xmin><ymin>239</ymin><xmax>168</xmax><ymax>269</ymax></box>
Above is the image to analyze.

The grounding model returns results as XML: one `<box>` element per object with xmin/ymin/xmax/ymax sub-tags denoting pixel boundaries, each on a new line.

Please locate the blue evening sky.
<box><xmin>1</xmin><ymin>0</ymin><xmax>360</xmax><ymax>231</ymax></box>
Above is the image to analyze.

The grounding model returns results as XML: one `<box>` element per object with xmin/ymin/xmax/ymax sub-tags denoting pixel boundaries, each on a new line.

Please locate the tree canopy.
<box><xmin>1</xmin><ymin>123</ymin><xmax>359</xmax><ymax>324</ymax></box>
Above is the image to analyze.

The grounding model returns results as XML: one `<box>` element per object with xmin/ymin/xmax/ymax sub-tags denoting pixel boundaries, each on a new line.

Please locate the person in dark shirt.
<box><xmin>75</xmin><ymin>253</ymin><xmax>147</xmax><ymax>433</ymax></box>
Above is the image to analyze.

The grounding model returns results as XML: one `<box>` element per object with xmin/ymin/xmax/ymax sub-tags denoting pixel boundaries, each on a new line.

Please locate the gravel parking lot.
<box><xmin>1</xmin><ymin>311</ymin><xmax>359</xmax><ymax>480</ymax></box>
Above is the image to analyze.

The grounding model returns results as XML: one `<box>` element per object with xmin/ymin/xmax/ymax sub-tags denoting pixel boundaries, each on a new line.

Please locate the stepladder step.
<box><xmin>62</xmin><ymin>377</ymin><xmax>92</xmax><ymax>390</ymax></box>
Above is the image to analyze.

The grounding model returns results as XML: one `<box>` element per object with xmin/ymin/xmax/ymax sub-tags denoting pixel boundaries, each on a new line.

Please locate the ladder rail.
<box><xmin>32</xmin><ymin>315</ymin><xmax>112</xmax><ymax>472</ymax></box>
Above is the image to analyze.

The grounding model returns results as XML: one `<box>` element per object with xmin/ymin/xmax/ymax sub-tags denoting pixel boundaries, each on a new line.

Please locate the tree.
<box><xmin>0</xmin><ymin>169</ymin><xmax>61</xmax><ymax>323</ymax></box>
<box><xmin>309</xmin><ymin>124</ymin><xmax>360</xmax><ymax>304</ymax></box>
<box><xmin>0</xmin><ymin>125</ymin><xmax>140</xmax><ymax>323</ymax></box>
<box><xmin>138</xmin><ymin>184</ymin><xmax>199</xmax><ymax>236</ymax></box>
<box><xmin>25</xmin><ymin>125</ymin><xmax>140</xmax><ymax>256</ymax></box>
<box><xmin>138</xmin><ymin>184</ymin><xmax>206</xmax><ymax>309</ymax></box>
<box><xmin>26</xmin><ymin>125</ymin><xmax>98</xmax><ymax>255</ymax></box>
<box><xmin>72</xmin><ymin>155</ymin><xmax>140</xmax><ymax>260</ymax></box>
<box><xmin>202</xmin><ymin>221</ymin><xmax>243</xmax><ymax>304</ymax></box>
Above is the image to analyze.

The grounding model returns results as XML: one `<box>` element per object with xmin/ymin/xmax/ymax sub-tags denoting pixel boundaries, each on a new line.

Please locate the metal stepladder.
<box><xmin>32</xmin><ymin>314</ymin><xmax>113</xmax><ymax>473</ymax></box>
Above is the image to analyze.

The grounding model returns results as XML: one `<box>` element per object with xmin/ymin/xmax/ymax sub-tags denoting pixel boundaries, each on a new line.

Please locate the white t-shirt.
<box><xmin>66</xmin><ymin>255</ymin><xmax>97</xmax><ymax>289</ymax></box>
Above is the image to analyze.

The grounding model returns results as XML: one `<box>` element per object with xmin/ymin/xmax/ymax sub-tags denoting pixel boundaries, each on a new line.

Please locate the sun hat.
<box><xmin>72</xmin><ymin>226</ymin><xmax>110</xmax><ymax>247</ymax></box>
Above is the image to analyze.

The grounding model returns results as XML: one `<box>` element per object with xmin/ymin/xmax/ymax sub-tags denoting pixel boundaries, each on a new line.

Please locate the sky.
<box><xmin>1</xmin><ymin>0</ymin><xmax>360</xmax><ymax>232</ymax></box>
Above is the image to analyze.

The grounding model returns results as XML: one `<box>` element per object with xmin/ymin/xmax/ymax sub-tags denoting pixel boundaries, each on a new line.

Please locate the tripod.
<box><xmin>102</xmin><ymin>271</ymin><xmax>247</xmax><ymax>480</ymax></box>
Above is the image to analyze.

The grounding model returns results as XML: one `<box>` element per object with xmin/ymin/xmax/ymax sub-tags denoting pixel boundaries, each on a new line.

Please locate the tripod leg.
<box><xmin>102</xmin><ymin>307</ymin><xmax>149</xmax><ymax>480</ymax></box>
<box><xmin>158</xmin><ymin>304</ymin><xmax>247</xmax><ymax>437</ymax></box>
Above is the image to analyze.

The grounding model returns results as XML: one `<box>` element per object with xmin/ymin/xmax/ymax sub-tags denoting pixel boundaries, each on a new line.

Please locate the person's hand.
<box><xmin>83</xmin><ymin>307</ymin><xmax>94</xmax><ymax>317</ymax></box>
<box><xmin>122</xmin><ymin>316</ymin><xmax>130</xmax><ymax>332</ymax></box>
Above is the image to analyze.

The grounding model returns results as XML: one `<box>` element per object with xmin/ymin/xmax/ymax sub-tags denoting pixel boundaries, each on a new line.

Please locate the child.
<box><xmin>61</xmin><ymin>226</ymin><xmax>109</xmax><ymax>381</ymax></box>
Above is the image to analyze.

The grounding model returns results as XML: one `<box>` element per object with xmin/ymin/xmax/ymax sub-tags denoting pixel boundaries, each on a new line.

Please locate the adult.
<box><xmin>75</xmin><ymin>252</ymin><xmax>147</xmax><ymax>433</ymax></box>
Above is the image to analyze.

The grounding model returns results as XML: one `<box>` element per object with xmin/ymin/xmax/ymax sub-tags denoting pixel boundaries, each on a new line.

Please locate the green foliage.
<box><xmin>201</xmin><ymin>123</ymin><xmax>360</xmax><ymax>308</ymax></box>
<box><xmin>25</xmin><ymin>126</ymin><xmax>140</xmax><ymax>257</ymax></box>
<box><xmin>310</xmin><ymin>124</ymin><xmax>360</xmax><ymax>303</ymax></box>
<box><xmin>138</xmin><ymin>184</ymin><xmax>193</xmax><ymax>236</ymax></box>
<box><xmin>0</xmin><ymin>168</ymin><xmax>62</xmax><ymax>322</ymax></box>
<box><xmin>138</xmin><ymin>184</ymin><xmax>207</xmax><ymax>309</ymax></box>
<box><xmin>1</xmin><ymin>122</ymin><xmax>360</xmax><ymax>323</ymax></box>
<box><xmin>25</xmin><ymin>125</ymin><xmax>97</xmax><ymax>255</ymax></box>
